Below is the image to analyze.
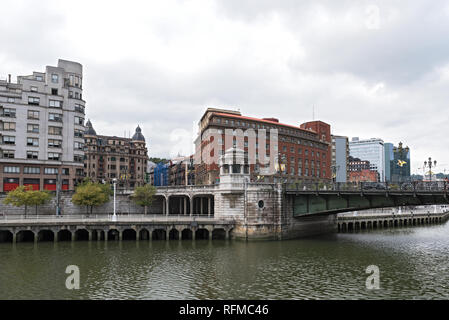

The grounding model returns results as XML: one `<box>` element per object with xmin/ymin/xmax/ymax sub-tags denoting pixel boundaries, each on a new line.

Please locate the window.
<box><xmin>49</xmin><ymin>113</ymin><xmax>63</xmax><ymax>122</ymax></box>
<box><xmin>2</xmin><ymin>150</ymin><xmax>14</xmax><ymax>158</ymax></box>
<box><xmin>27</xmin><ymin>138</ymin><xmax>39</xmax><ymax>147</ymax></box>
<box><xmin>74</xmin><ymin>116</ymin><xmax>84</xmax><ymax>125</ymax></box>
<box><xmin>2</xmin><ymin>108</ymin><xmax>16</xmax><ymax>117</ymax></box>
<box><xmin>74</xmin><ymin>141</ymin><xmax>84</xmax><ymax>150</ymax></box>
<box><xmin>30</xmin><ymin>86</ymin><xmax>38</xmax><ymax>92</ymax></box>
<box><xmin>48</xmin><ymin>126</ymin><xmax>62</xmax><ymax>135</ymax></box>
<box><xmin>27</xmin><ymin>151</ymin><xmax>38</xmax><ymax>159</ymax></box>
<box><xmin>48</xmin><ymin>139</ymin><xmax>62</xmax><ymax>148</ymax></box>
<box><xmin>75</xmin><ymin>92</ymin><xmax>79</xmax><ymax>99</ymax></box>
<box><xmin>48</xmin><ymin>153</ymin><xmax>60</xmax><ymax>161</ymax></box>
<box><xmin>3</xmin><ymin>166</ymin><xmax>19</xmax><ymax>173</ymax></box>
<box><xmin>28</xmin><ymin>110</ymin><xmax>39</xmax><ymax>119</ymax></box>
<box><xmin>51</xmin><ymin>74</ymin><xmax>59</xmax><ymax>83</ymax></box>
<box><xmin>69</xmin><ymin>91</ymin><xmax>73</xmax><ymax>98</ymax></box>
<box><xmin>70</xmin><ymin>75</ymin><xmax>74</xmax><ymax>86</ymax></box>
<box><xmin>51</xmin><ymin>88</ymin><xmax>58</xmax><ymax>95</ymax></box>
<box><xmin>44</xmin><ymin>168</ymin><xmax>58</xmax><ymax>175</ymax></box>
<box><xmin>28</xmin><ymin>96</ymin><xmax>40</xmax><ymax>105</ymax></box>
<box><xmin>49</xmin><ymin>100</ymin><xmax>62</xmax><ymax>108</ymax></box>
<box><xmin>74</xmin><ymin>154</ymin><xmax>83</xmax><ymax>163</ymax></box>
<box><xmin>2</xmin><ymin>122</ymin><xmax>15</xmax><ymax>131</ymax></box>
<box><xmin>62</xmin><ymin>168</ymin><xmax>70</xmax><ymax>175</ymax></box>
<box><xmin>27</xmin><ymin>124</ymin><xmax>39</xmax><ymax>133</ymax></box>
<box><xmin>74</xmin><ymin>104</ymin><xmax>84</xmax><ymax>113</ymax></box>
<box><xmin>24</xmin><ymin>167</ymin><xmax>40</xmax><ymax>174</ymax></box>
<box><xmin>3</xmin><ymin>136</ymin><xmax>15</xmax><ymax>145</ymax></box>
<box><xmin>35</xmin><ymin>75</ymin><xmax>43</xmax><ymax>81</ymax></box>
<box><xmin>74</xmin><ymin>129</ymin><xmax>83</xmax><ymax>138</ymax></box>
<box><xmin>7</xmin><ymin>97</ymin><xmax>15</xmax><ymax>103</ymax></box>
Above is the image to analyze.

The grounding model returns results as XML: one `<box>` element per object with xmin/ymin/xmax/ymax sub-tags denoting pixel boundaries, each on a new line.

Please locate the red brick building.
<box><xmin>194</xmin><ymin>108</ymin><xmax>332</xmax><ymax>185</ymax></box>
<box><xmin>348</xmin><ymin>169</ymin><xmax>379</xmax><ymax>183</ymax></box>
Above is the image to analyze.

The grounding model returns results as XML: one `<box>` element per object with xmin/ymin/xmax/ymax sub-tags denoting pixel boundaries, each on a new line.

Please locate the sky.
<box><xmin>1</xmin><ymin>0</ymin><xmax>449</xmax><ymax>174</ymax></box>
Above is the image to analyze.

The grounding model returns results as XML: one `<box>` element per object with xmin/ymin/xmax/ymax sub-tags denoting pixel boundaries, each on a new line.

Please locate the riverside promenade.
<box><xmin>337</xmin><ymin>206</ymin><xmax>449</xmax><ymax>232</ymax></box>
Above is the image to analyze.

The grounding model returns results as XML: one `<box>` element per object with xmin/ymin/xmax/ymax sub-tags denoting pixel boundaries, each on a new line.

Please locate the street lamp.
<box><xmin>424</xmin><ymin>157</ymin><xmax>437</xmax><ymax>182</ymax></box>
<box><xmin>112</xmin><ymin>178</ymin><xmax>117</xmax><ymax>221</ymax></box>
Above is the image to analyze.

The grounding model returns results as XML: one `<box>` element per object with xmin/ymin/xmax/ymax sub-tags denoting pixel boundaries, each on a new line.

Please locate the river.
<box><xmin>1</xmin><ymin>221</ymin><xmax>448</xmax><ymax>300</ymax></box>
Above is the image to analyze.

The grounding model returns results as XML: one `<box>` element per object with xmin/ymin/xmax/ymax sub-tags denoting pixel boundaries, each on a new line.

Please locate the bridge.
<box><xmin>285</xmin><ymin>181</ymin><xmax>449</xmax><ymax>217</ymax></box>
<box><xmin>0</xmin><ymin>214</ymin><xmax>235</xmax><ymax>243</ymax></box>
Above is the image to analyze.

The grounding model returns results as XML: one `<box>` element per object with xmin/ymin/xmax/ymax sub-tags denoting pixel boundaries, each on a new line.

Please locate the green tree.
<box><xmin>131</xmin><ymin>184</ymin><xmax>157</xmax><ymax>215</ymax></box>
<box><xmin>3</xmin><ymin>186</ymin><xmax>52</xmax><ymax>217</ymax></box>
<box><xmin>72</xmin><ymin>181</ymin><xmax>111</xmax><ymax>215</ymax></box>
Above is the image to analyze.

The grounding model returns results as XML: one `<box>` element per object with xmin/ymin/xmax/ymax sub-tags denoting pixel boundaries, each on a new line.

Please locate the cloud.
<box><xmin>1</xmin><ymin>0</ymin><xmax>449</xmax><ymax>173</ymax></box>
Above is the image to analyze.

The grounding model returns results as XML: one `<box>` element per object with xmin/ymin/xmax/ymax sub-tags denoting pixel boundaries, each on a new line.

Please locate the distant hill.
<box><xmin>149</xmin><ymin>157</ymin><xmax>169</xmax><ymax>165</ymax></box>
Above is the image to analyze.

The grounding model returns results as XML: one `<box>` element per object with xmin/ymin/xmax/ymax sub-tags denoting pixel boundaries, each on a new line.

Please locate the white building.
<box><xmin>349</xmin><ymin>137</ymin><xmax>385</xmax><ymax>182</ymax></box>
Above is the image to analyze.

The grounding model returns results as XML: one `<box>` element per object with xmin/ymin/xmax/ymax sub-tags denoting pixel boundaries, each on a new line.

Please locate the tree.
<box><xmin>131</xmin><ymin>184</ymin><xmax>157</xmax><ymax>215</ymax></box>
<box><xmin>3</xmin><ymin>186</ymin><xmax>52</xmax><ymax>217</ymax></box>
<box><xmin>71</xmin><ymin>181</ymin><xmax>111</xmax><ymax>215</ymax></box>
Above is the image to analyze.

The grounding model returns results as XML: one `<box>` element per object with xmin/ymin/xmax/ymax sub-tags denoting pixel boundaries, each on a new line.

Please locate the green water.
<box><xmin>1</xmin><ymin>222</ymin><xmax>449</xmax><ymax>300</ymax></box>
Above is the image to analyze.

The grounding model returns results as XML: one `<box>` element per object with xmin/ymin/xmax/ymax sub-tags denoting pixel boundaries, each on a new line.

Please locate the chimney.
<box><xmin>8</xmin><ymin>74</ymin><xmax>11</xmax><ymax>83</ymax></box>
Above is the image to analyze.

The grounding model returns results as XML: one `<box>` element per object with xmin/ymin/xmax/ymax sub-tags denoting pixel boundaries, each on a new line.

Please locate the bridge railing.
<box><xmin>285</xmin><ymin>181</ymin><xmax>448</xmax><ymax>193</ymax></box>
<box><xmin>0</xmin><ymin>213</ymin><xmax>232</xmax><ymax>224</ymax></box>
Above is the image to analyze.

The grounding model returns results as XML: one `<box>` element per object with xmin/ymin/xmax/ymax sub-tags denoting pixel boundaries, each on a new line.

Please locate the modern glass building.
<box><xmin>349</xmin><ymin>137</ymin><xmax>385</xmax><ymax>182</ymax></box>
<box><xmin>385</xmin><ymin>142</ymin><xmax>410</xmax><ymax>182</ymax></box>
<box><xmin>331</xmin><ymin>135</ymin><xmax>349</xmax><ymax>182</ymax></box>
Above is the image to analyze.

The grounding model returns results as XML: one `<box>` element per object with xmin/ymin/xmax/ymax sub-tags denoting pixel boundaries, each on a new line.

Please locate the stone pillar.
<box><xmin>71</xmin><ymin>231</ymin><xmax>76</xmax><ymax>242</ymax></box>
<box><xmin>209</xmin><ymin>229</ymin><xmax>213</xmax><ymax>241</ymax></box>
<box><xmin>119</xmin><ymin>230</ymin><xmax>123</xmax><ymax>241</ymax></box>
<box><xmin>190</xmin><ymin>198</ymin><xmax>194</xmax><ymax>216</ymax></box>
<box><xmin>12</xmin><ymin>232</ymin><xmax>17</xmax><ymax>244</ymax></box>
<box><xmin>149</xmin><ymin>229</ymin><xmax>153</xmax><ymax>241</ymax></box>
<box><xmin>166</xmin><ymin>197</ymin><xmax>170</xmax><ymax>216</ymax></box>
<box><xmin>54</xmin><ymin>231</ymin><xmax>58</xmax><ymax>242</ymax></box>
<box><xmin>184</xmin><ymin>198</ymin><xmax>187</xmax><ymax>216</ymax></box>
<box><xmin>225</xmin><ymin>230</ymin><xmax>230</xmax><ymax>240</ymax></box>
<box><xmin>166</xmin><ymin>228</ymin><xmax>170</xmax><ymax>241</ymax></box>
<box><xmin>34</xmin><ymin>232</ymin><xmax>38</xmax><ymax>243</ymax></box>
<box><xmin>88</xmin><ymin>230</ymin><xmax>93</xmax><ymax>241</ymax></box>
<box><xmin>97</xmin><ymin>230</ymin><xmax>102</xmax><ymax>241</ymax></box>
<box><xmin>208</xmin><ymin>198</ymin><xmax>211</xmax><ymax>218</ymax></box>
<box><xmin>105</xmin><ymin>230</ymin><xmax>108</xmax><ymax>241</ymax></box>
<box><xmin>200</xmin><ymin>197</ymin><xmax>203</xmax><ymax>215</ymax></box>
<box><xmin>179</xmin><ymin>198</ymin><xmax>182</xmax><ymax>215</ymax></box>
<box><xmin>192</xmin><ymin>228</ymin><xmax>196</xmax><ymax>241</ymax></box>
<box><xmin>136</xmin><ymin>230</ymin><xmax>140</xmax><ymax>241</ymax></box>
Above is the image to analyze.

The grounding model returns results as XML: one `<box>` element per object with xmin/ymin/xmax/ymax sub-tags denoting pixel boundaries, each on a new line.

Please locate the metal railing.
<box><xmin>285</xmin><ymin>181</ymin><xmax>449</xmax><ymax>192</ymax></box>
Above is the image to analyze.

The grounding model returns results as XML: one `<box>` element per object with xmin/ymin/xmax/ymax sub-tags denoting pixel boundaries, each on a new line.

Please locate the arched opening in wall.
<box><xmin>169</xmin><ymin>229</ymin><xmax>179</xmax><ymax>240</ymax></box>
<box><xmin>212</xmin><ymin>228</ymin><xmax>226</xmax><ymax>240</ymax></box>
<box><xmin>354</xmin><ymin>222</ymin><xmax>360</xmax><ymax>231</ymax></box>
<box><xmin>16</xmin><ymin>230</ymin><xmax>34</xmax><ymax>242</ymax></box>
<box><xmin>75</xmin><ymin>229</ymin><xmax>89</xmax><ymax>241</ymax></box>
<box><xmin>341</xmin><ymin>223</ymin><xmax>347</xmax><ymax>232</ymax></box>
<box><xmin>394</xmin><ymin>220</ymin><xmax>398</xmax><ymax>227</ymax></box>
<box><xmin>228</xmin><ymin>228</ymin><xmax>234</xmax><ymax>239</ymax></box>
<box><xmin>122</xmin><ymin>229</ymin><xmax>136</xmax><ymax>241</ymax></box>
<box><xmin>38</xmin><ymin>230</ymin><xmax>54</xmax><ymax>242</ymax></box>
<box><xmin>152</xmin><ymin>229</ymin><xmax>166</xmax><ymax>240</ymax></box>
<box><xmin>195</xmin><ymin>228</ymin><xmax>209</xmax><ymax>240</ymax></box>
<box><xmin>108</xmin><ymin>229</ymin><xmax>120</xmax><ymax>241</ymax></box>
<box><xmin>152</xmin><ymin>196</ymin><xmax>166</xmax><ymax>215</ymax></box>
<box><xmin>421</xmin><ymin>218</ymin><xmax>425</xmax><ymax>224</ymax></box>
<box><xmin>373</xmin><ymin>221</ymin><xmax>377</xmax><ymax>229</ymax></box>
<box><xmin>139</xmin><ymin>229</ymin><xmax>150</xmax><ymax>241</ymax></box>
<box><xmin>361</xmin><ymin>222</ymin><xmax>366</xmax><ymax>230</ymax></box>
<box><xmin>403</xmin><ymin>219</ymin><xmax>407</xmax><ymax>226</ymax></box>
<box><xmin>181</xmin><ymin>229</ymin><xmax>192</xmax><ymax>240</ymax></box>
<box><xmin>367</xmin><ymin>221</ymin><xmax>372</xmax><ymax>229</ymax></box>
<box><xmin>348</xmin><ymin>223</ymin><xmax>353</xmax><ymax>231</ymax></box>
<box><xmin>58</xmin><ymin>230</ymin><xmax>72</xmax><ymax>241</ymax></box>
<box><xmin>0</xmin><ymin>230</ymin><xmax>13</xmax><ymax>243</ymax></box>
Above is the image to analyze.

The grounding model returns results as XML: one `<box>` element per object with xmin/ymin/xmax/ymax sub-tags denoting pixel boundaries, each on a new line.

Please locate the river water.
<box><xmin>1</xmin><ymin>221</ymin><xmax>448</xmax><ymax>300</ymax></box>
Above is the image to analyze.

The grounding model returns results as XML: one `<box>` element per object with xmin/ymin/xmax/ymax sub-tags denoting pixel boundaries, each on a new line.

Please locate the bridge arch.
<box><xmin>57</xmin><ymin>230</ymin><xmax>72</xmax><ymax>241</ymax></box>
<box><xmin>75</xmin><ymin>229</ymin><xmax>89</xmax><ymax>241</ymax></box>
<box><xmin>0</xmin><ymin>230</ymin><xmax>13</xmax><ymax>243</ymax></box>
<box><xmin>152</xmin><ymin>228</ymin><xmax>166</xmax><ymax>240</ymax></box>
<box><xmin>108</xmin><ymin>229</ymin><xmax>120</xmax><ymax>241</ymax></box>
<box><xmin>168</xmin><ymin>228</ymin><xmax>179</xmax><ymax>240</ymax></box>
<box><xmin>37</xmin><ymin>229</ymin><xmax>54</xmax><ymax>242</ymax></box>
<box><xmin>195</xmin><ymin>228</ymin><xmax>209</xmax><ymax>240</ymax></box>
<box><xmin>16</xmin><ymin>230</ymin><xmax>35</xmax><ymax>242</ymax></box>
<box><xmin>122</xmin><ymin>229</ymin><xmax>136</xmax><ymax>241</ymax></box>
<box><xmin>181</xmin><ymin>228</ymin><xmax>193</xmax><ymax>240</ymax></box>
<box><xmin>212</xmin><ymin>228</ymin><xmax>226</xmax><ymax>240</ymax></box>
<box><xmin>139</xmin><ymin>228</ymin><xmax>150</xmax><ymax>240</ymax></box>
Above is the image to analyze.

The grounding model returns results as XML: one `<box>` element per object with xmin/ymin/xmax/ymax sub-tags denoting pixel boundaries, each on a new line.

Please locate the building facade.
<box><xmin>0</xmin><ymin>59</ymin><xmax>85</xmax><ymax>191</ymax></box>
<box><xmin>194</xmin><ymin>108</ymin><xmax>331</xmax><ymax>185</ymax></box>
<box><xmin>331</xmin><ymin>135</ymin><xmax>349</xmax><ymax>183</ymax></box>
<box><xmin>348</xmin><ymin>169</ymin><xmax>379</xmax><ymax>183</ymax></box>
<box><xmin>84</xmin><ymin>121</ymin><xmax>149</xmax><ymax>189</ymax></box>
<box><xmin>385</xmin><ymin>142</ymin><xmax>411</xmax><ymax>183</ymax></box>
<box><xmin>349</xmin><ymin>137</ymin><xmax>385</xmax><ymax>182</ymax></box>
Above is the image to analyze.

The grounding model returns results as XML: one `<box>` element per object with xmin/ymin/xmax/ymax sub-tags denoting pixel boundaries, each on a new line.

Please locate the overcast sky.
<box><xmin>1</xmin><ymin>0</ymin><xmax>448</xmax><ymax>174</ymax></box>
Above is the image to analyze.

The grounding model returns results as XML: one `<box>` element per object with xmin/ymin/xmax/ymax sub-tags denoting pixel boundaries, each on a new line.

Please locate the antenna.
<box><xmin>312</xmin><ymin>105</ymin><xmax>315</xmax><ymax>120</ymax></box>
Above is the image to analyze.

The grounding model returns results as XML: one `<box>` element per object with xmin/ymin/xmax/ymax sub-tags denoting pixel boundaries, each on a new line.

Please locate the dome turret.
<box><xmin>132</xmin><ymin>125</ymin><xmax>145</xmax><ymax>142</ymax></box>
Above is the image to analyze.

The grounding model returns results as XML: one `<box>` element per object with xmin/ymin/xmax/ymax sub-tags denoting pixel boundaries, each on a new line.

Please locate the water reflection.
<box><xmin>1</xmin><ymin>222</ymin><xmax>449</xmax><ymax>299</ymax></box>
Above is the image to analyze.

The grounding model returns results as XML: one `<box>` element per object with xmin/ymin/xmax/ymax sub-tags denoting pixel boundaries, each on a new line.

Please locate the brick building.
<box><xmin>348</xmin><ymin>169</ymin><xmax>379</xmax><ymax>183</ymax></box>
<box><xmin>83</xmin><ymin>120</ymin><xmax>149</xmax><ymax>189</ymax></box>
<box><xmin>194</xmin><ymin>108</ymin><xmax>331</xmax><ymax>185</ymax></box>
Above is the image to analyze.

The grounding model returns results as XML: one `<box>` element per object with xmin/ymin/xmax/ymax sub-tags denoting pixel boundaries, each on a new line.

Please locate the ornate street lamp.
<box><xmin>424</xmin><ymin>157</ymin><xmax>437</xmax><ymax>182</ymax></box>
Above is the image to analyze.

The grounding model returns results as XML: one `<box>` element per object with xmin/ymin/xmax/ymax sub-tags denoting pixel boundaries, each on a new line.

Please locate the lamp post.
<box><xmin>424</xmin><ymin>157</ymin><xmax>437</xmax><ymax>182</ymax></box>
<box><xmin>112</xmin><ymin>178</ymin><xmax>117</xmax><ymax>221</ymax></box>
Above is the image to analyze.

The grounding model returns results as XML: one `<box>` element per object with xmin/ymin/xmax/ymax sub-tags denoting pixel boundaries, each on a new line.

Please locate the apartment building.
<box><xmin>0</xmin><ymin>59</ymin><xmax>85</xmax><ymax>191</ymax></box>
<box><xmin>83</xmin><ymin>120</ymin><xmax>149</xmax><ymax>189</ymax></box>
